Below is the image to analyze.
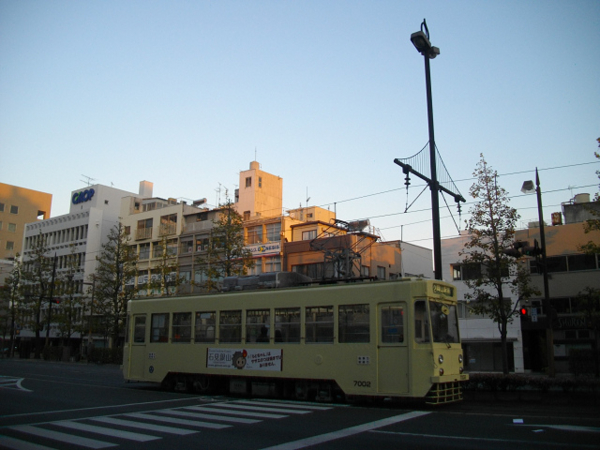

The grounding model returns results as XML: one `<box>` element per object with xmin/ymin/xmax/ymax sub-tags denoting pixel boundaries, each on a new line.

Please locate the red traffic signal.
<box><xmin>520</xmin><ymin>307</ymin><xmax>528</xmax><ymax>316</ymax></box>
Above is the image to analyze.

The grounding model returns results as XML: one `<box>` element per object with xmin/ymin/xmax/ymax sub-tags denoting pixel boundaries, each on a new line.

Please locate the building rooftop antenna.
<box><xmin>80</xmin><ymin>174</ymin><xmax>96</xmax><ymax>186</ymax></box>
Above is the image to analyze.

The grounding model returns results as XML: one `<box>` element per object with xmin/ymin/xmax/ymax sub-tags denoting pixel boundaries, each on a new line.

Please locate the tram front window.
<box><xmin>429</xmin><ymin>301</ymin><xmax>460</xmax><ymax>344</ymax></box>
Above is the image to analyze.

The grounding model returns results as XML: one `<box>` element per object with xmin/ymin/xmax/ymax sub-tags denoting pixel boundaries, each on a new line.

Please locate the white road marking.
<box><xmin>164</xmin><ymin>408</ymin><xmax>261</xmax><ymax>424</ymax></box>
<box><xmin>0</xmin><ymin>434</ymin><xmax>58</xmax><ymax>450</ymax></box>
<box><xmin>90</xmin><ymin>416</ymin><xmax>198</xmax><ymax>435</ymax></box>
<box><xmin>124</xmin><ymin>412</ymin><xmax>231</xmax><ymax>429</ymax></box>
<box><xmin>214</xmin><ymin>402</ymin><xmax>311</xmax><ymax>414</ymax></box>
<box><xmin>53</xmin><ymin>420</ymin><xmax>160</xmax><ymax>442</ymax></box>
<box><xmin>9</xmin><ymin>424</ymin><xmax>116</xmax><ymax>449</ymax></box>
<box><xmin>259</xmin><ymin>410</ymin><xmax>431</xmax><ymax>450</ymax></box>
<box><xmin>187</xmin><ymin>405</ymin><xmax>287</xmax><ymax>419</ymax></box>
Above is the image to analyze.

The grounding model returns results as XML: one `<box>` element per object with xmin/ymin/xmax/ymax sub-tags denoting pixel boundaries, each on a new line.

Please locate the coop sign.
<box><xmin>72</xmin><ymin>188</ymin><xmax>95</xmax><ymax>205</ymax></box>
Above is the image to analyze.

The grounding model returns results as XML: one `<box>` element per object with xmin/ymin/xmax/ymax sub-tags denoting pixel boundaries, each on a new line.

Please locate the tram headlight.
<box><xmin>439</xmin><ymin>368</ymin><xmax>444</xmax><ymax>376</ymax></box>
<box><xmin>458</xmin><ymin>354</ymin><xmax>463</xmax><ymax>363</ymax></box>
<box><xmin>459</xmin><ymin>366</ymin><xmax>464</xmax><ymax>374</ymax></box>
<box><xmin>438</xmin><ymin>355</ymin><xmax>444</xmax><ymax>364</ymax></box>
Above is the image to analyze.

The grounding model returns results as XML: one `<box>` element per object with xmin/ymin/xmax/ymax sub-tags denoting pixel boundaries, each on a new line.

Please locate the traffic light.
<box><xmin>521</xmin><ymin>240</ymin><xmax>542</xmax><ymax>257</ymax></box>
<box><xmin>520</xmin><ymin>307</ymin><xmax>528</xmax><ymax>316</ymax></box>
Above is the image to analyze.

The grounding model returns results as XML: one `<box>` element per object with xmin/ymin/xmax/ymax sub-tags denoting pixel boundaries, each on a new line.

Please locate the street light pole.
<box><xmin>411</xmin><ymin>20</ymin><xmax>442</xmax><ymax>280</ymax></box>
<box><xmin>522</xmin><ymin>168</ymin><xmax>555</xmax><ymax>377</ymax></box>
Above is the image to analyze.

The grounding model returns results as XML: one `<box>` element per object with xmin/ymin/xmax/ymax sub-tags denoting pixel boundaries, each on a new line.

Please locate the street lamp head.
<box><xmin>521</xmin><ymin>180</ymin><xmax>535</xmax><ymax>194</ymax></box>
<box><xmin>410</xmin><ymin>31</ymin><xmax>440</xmax><ymax>59</ymax></box>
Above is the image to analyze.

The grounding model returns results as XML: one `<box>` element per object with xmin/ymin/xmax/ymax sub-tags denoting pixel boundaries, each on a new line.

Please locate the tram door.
<box><xmin>128</xmin><ymin>314</ymin><xmax>147</xmax><ymax>380</ymax></box>
<box><xmin>377</xmin><ymin>303</ymin><xmax>409</xmax><ymax>394</ymax></box>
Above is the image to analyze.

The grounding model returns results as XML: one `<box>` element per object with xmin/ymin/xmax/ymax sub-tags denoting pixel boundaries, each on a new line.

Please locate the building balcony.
<box><xmin>136</xmin><ymin>227</ymin><xmax>153</xmax><ymax>240</ymax></box>
<box><xmin>159</xmin><ymin>223</ymin><xmax>177</xmax><ymax>236</ymax></box>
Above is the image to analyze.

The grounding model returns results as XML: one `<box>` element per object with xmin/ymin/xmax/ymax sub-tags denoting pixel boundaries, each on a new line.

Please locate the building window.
<box><xmin>452</xmin><ymin>263</ymin><xmax>482</xmax><ymax>281</ymax></box>
<box><xmin>181</xmin><ymin>239</ymin><xmax>193</xmax><ymax>254</ymax></box>
<box><xmin>377</xmin><ymin>266</ymin><xmax>386</xmax><ymax>280</ymax></box>
<box><xmin>258</xmin><ymin>177</ymin><xmax>262</xmax><ymax>188</ymax></box>
<box><xmin>245</xmin><ymin>177</ymin><xmax>252</xmax><ymax>188</ymax></box>
<box><xmin>305</xmin><ymin>306</ymin><xmax>334</xmax><ymax>343</ymax></box>
<box><xmin>264</xmin><ymin>256</ymin><xmax>281</xmax><ymax>273</ymax></box>
<box><xmin>150</xmin><ymin>313</ymin><xmax>169</xmax><ymax>343</ymax></box>
<box><xmin>139</xmin><ymin>243</ymin><xmax>150</xmax><ymax>260</ymax></box>
<box><xmin>10</xmin><ymin>205</ymin><xmax>18</xmax><ymax>215</ymax></box>
<box><xmin>302</xmin><ymin>230</ymin><xmax>317</xmax><ymax>240</ymax></box>
<box><xmin>6</xmin><ymin>241</ymin><xmax>14</xmax><ymax>250</ymax></box>
<box><xmin>292</xmin><ymin>263</ymin><xmax>324</xmax><ymax>279</ymax></box>
<box><xmin>246</xmin><ymin>225</ymin><xmax>263</xmax><ymax>244</ymax></box>
<box><xmin>0</xmin><ymin>203</ymin><xmax>4</xmax><ymax>212</ymax></box>
<box><xmin>339</xmin><ymin>304</ymin><xmax>370</xmax><ymax>343</ymax></box>
<box><xmin>195</xmin><ymin>312</ymin><xmax>216</xmax><ymax>343</ymax></box>
<box><xmin>136</xmin><ymin>218</ymin><xmax>153</xmax><ymax>240</ymax></box>
<box><xmin>243</xmin><ymin>211</ymin><xmax>251</xmax><ymax>221</ymax></box>
<box><xmin>567</xmin><ymin>254</ymin><xmax>597</xmax><ymax>271</ymax></box>
<box><xmin>265</xmin><ymin>222</ymin><xmax>281</xmax><ymax>242</ymax></box>
<box><xmin>8</xmin><ymin>223</ymin><xmax>17</xmax><ymax>233</ymax></box>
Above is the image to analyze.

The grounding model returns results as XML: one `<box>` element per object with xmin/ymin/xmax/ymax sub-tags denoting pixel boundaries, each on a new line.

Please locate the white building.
<box><xmin>442</xmin><ymin>233</ymin><xmax>525</xmax><ymax>373</ymax></box>
<box><xmin>20</xmin><ymin>182</ymin><xmax>142</xmax><ymax>346</ymax></box>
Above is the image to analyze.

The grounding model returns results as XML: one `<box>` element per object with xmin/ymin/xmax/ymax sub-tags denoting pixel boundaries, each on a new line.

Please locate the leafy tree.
<box><xmin>147</xmin><ymin>235</ymin><xmax>185</xmax><ymax>296</ymax></box>
<box><xmin>0</xmin><ymin>257</ymin><xmax>21</xmax><ymax>358</ymax></box>
<box><xmin>20</xmin><ymin>231</ymin><xmax>56</xmax><ymax>358</ymax></box>
<box><xmin>460</xmin><ymin>154</ymin><xmax>538</xmax><ymax>374</ymax></box>
<box><xmin>578</xmin><ymin>138</ymin><xmax>600</xmax><ymax>254</ymax></box>
<box><xmin>94</xmin><ymin>223</ymin><xmax>138</xmax><ymax>348</ymax></box>
<box><xmin>196</xmin><ymin>200</ymin><xmax>254</xmax><ymax>291</ymax></box>
<box><xmin>576</xmin><ymin>287</ymin><xmax>600</xmax><ymax>376</ymax></box>
<box><xmin>54</xmin><ymin>245</ymin><xmax>86</xmax><ymax>353</ymax></box>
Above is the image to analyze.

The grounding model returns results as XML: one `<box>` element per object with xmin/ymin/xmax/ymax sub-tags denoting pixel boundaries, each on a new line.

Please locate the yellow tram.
<box><xmin>123</xmin><ymin>277</ymin><xmax>468</xmax><ymax>404</ymax></box>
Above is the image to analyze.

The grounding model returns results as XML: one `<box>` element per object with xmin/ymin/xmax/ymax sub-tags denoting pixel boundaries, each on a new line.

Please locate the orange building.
<box><xmin>0</xmin><ymin>183</ymin><xmax>52</xmax><ymax>260</ymax></box>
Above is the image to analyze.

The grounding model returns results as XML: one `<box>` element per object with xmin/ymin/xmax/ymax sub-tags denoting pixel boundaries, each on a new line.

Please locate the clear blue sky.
<box><xmin>1</xmin><ymin>1</ymin><xmax>598</xmax><ymax>248</ymax></box>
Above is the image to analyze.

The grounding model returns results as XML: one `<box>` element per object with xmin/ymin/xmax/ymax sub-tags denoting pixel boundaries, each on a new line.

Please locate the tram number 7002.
<box><xmin>354</xmin><ymin>380</ymin><xmax>371</xmax><ymax>388</ymax></box>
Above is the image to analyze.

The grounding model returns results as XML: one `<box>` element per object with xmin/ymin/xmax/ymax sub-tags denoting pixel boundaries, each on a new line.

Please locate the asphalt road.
<box><xmin>1</xmin><ymin>359</ymin><xmax>599</xmax><ymax>450</ymax></box>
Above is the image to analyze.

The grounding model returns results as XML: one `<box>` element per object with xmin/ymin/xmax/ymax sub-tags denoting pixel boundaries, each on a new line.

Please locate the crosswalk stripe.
<box><xmin>54</xmin><ymin>421</ymin><xmax>160</xmax><ymax>442</ymax></box>
<box><xmin>163</xmin><ymin>408</ymin><xmax>261</xmax><ymax>424</ymax></box>
<box><xmin>213</xmin><ymin>403</ymin><xmax>311</xmax><ymax>414</ymax></box>
<box><xmin>90</xmin><ymin>416</ymin><xmax>198</xmax><ymax>435</ymax></box>
<box><xmin>188</xmin><ymin>406</ymin><xmax>287</xmax><ymax>419</ymax></box>
<box><xmin>9</xmin><ymin>425</ymin><xmax>116</xmax><ymax>449</ymax></box>
<box><xmin>234</xmin><ymin>400</ymin><xmax>333</xmax><ymax>411</ymax></box>
<box><xmin>124</xmin><ymin>412</ymin><xmax>231</xmax><ymax>429</ymax></box>
<box><xmin>0</xmin><ymin>435</ymin><xmax>58</xmax><ymax>450</ymax></box>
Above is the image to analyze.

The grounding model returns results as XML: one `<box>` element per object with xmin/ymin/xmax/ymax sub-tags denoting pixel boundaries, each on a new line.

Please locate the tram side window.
<box><xmin>195</xmin><ymin>312</ymin><xmax>216</xmax><ymax>343</ymax></box>
<box><xmin>220</xmin><ymin>310</ymin><xmax>242</xmax><ymax>343</ymax></box>
<box><xmin>380</xmin><ymin>305</ymin><xmax>404</xmax><ymax>343</ymax></box>
<box><xmin>305</xmin><ymin>306</ymin><xmax>334</xmax><ymax>343</ymax></box>
<box><xmin>172</xmin><ymin>312</ymin><xmax>192</xmax><ymax>343</ymax></box>
<box><xmin>151</xmin><ymin>313</ymin><xmax>169</xmax><ymax>343</ymax></box>
<box><xmin>339</xmin><ymin>304</ymin><xmax>370</xmax><ymax>343</ymax></box>
<box><xmin>275</xmin><ymin>308</ymin><xmax>300</xmax><ymax>343</ymax></box>
<box><xmin>247</xmin><ymin>309</ymin><xmax>270</xmax><ymax>343</ymax></box>
<box><xmin>133</xmin><ymin>315</ymin><xmax>146</xmax><ymax>343</ymax></box>
<box><xmin>414</xmin><ymin>300</ymin><xmax>430</xmax><ymax>343</ymax></box>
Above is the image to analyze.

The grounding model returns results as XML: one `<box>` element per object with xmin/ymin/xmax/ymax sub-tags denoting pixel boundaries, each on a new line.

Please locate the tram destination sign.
<box><xmin>432</xmin><ymin>283</ymin><xmax>454</xmax><ymax>297</ymax></box>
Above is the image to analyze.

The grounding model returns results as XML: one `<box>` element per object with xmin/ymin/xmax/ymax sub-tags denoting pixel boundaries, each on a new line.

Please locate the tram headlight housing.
<box><xmin>438</xmin><ymin>355</ymin><xmax>444</xmax><ymax>364</ymax></box>
<box><xmin>439</xmin><ymin>368</ymin><xmax>444</xmax><ymax>376</ymax></box>
<box><xmin>458</xmin><ymin>354</ymin><xmax>463</xmax><ymax>363</ymax></box>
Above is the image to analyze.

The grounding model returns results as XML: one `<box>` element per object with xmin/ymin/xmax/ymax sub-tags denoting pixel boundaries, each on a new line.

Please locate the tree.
<box><xmin>196</xmin><ymin>200</ymin><xmax>254</xmax><ymax>291</ymax></box>
<box><xmin>20</xmin><ymin>231</ymin><xmax>56</xmax><ymax>359</ymax></box>
<box><xmin>578</xmin><ymin>138</ymin><xmax>600</xmax><ymax>254</ymax></box>
<box><xmin>54</xmin><ymin>245</ymin><xmax>86</xmax><ymax>355</ymax></box>
<box><xmin>147</xmin><ymin>235</ymin><xmax>185</xmax><ymax>296</ymax></box>
<box><xmin>460</xmin><ymin>154</ymin><xmax>538</xmax><ymax>374</ymax></box>
<box><xmin>94</xmin><ymin>223</ymin><xmax>138</xmax><ymax>348</ymax></box>
<box><xmin>0</xmin><ymin>257</ymin><xmax>21</xmax><ymax>358</ymax></box>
